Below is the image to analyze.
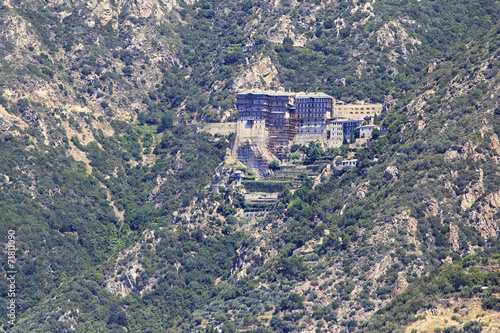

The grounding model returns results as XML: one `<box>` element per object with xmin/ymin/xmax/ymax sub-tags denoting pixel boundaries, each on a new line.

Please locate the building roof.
<box><xmin>295</xmin><ymin>92</ymin><xmax>334</xmax><ymax>99</ymax></box>
<box><xmin>238</xmin><ymin>90</ymin><xmax>334</xmax><ymax>99</ymax></box>
<box><xmin>330</xmin><ymin>118</ymin><xmax>365</xmax><ymax>123</ymax></box>
<box><xmin>237</xmin><ymin>89</ymin><xmax>292</xmax><ymax>97</ymax></box>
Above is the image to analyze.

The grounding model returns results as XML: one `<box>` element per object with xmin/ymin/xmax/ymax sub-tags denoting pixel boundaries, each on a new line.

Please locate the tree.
<box><xmin>291</xmin><ymin>144</ymin><xmax>301</xmax><ymax>153</ymax></box>
<box><xmin>137</xmin><ymin>112</ymin><xmax>147</xmax><ymax>124</ymax></box>
<box><xmin>278</xmin><ymin>184</ymin><xmax>293</xmax><ymax>204</ymax></box>
<box><xmin>221</xmin><ymin>322</ymin><xmax>237</xmax><ymax>333</ymax></box>
<box><xmin>158</xmin><ymin>111</ymin><xmax>176</xmax><ymax>132</ymax></box>
<box><xmin>107</xmin><ymin>310</ymin><xmax>128</xmax><ymax>327</ymax></box>
<box><xmin>269</xmin><ymin>160</ymin><xmax>280</xmax><ymax>170</ymax></box>
<box><xmin>281</xmin><ymin>293</ymin><xmax>305</xmax><ymax>310</ymax></box>
<box><xmin>283</xmin><ymin>37</ymin><xmax>294</xmax><ymax>52</ymax></box>
<box><xmin>304</xmin><ymin>142</ymin><xmax>324</xmax><ymax>165</ymax></box>
<box><xmin>122</xmin><ymin>66</ymin><xmax>133</xmax><ymax>77</ymax></box>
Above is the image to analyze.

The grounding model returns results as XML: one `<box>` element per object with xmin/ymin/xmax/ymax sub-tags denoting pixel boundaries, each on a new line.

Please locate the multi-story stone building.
<box><xmin>234</xmin><ymin>89</ymin><xmax>382</xmax><ymax>172</ymax></box>
<box><xmin>294</xmin><ymin>92</ymin><xmax>333</xmax><ymax>145</ymax></box>
<box><xmin>235</xmin><ymin>89</ymin><xmax>295</xmax><ymax>160</ymax></box>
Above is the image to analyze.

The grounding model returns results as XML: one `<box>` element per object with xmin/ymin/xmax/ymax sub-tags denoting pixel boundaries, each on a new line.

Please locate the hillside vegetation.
<box><xmin>0</xmin><ymin>0</ymin><xmax>500</xmax><ymax>332</ymax></box>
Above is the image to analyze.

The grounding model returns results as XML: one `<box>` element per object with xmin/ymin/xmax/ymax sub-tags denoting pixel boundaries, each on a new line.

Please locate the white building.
<box><xmin>340</xmin><ymin>159</ymin><xmax>357</xmax><ymax>167</ymax></box>
<box><xmin>357</xmin><ymin>124</ymin><xmax>379</xmax><ymax>139</ymax></box>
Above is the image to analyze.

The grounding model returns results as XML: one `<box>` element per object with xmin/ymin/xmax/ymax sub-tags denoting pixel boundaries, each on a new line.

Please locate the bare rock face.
<box><xmin>313</xmin><ymin>164</ymin><xmax>332</xmax><ymax>189</ymax></box>
<box><xmin>384</xmin><ymin>165</ymin><xmax>399</xmax><ymax>180</ymax></box>
<box><xmin>394</xmin><ymin>272</ymin><xmax>409</xmax><ymax>295</ymax></box>
<box><xmin>236</xmin><ymin>140</ymin><xmax>273</xmax><ymax>177</ymax></box>
<box><xmin>393</xmin><ymin>209</ymin><xmax>418</xmax><ymax>235</ymax></box>
<box><xmin>106</xmin><ymin>230</ymin><xmax>160</xmax><ymax>297</ymax></box>
<box><xmin>356</xmin><ymin>186</ymin><xmax>368</xmax><ymax>199</ymax></box>
<box><xmin>384</xmin><ymin>94</ymin><xmax>398</xmax><ymax>112</ymax></box>
<box><xmin>266</xmin><ymin>12</ymin><xmax>307</xmax><ymax>47</ymax></box>
<box><xmin>0</xmin><ymin>116</ymin><xmax>11</xmax><ymax>131</ymax></box>
<box><xmin>369</xmin><ymin>254</ymin><xmax>392</xmax><ymax>281</ymax></box>
<box><xmin>0</xmin><ymin>105</ymin><xmax>16</xmax><ymax>131</ymax></box>
<box><xmin>233</xmin><ymin>57</ymin><xmax>279</xmax><ymax>90</ymax></box>
<box><xmin>87</xmin><ymin>0</ymin><xmax>114</xmax><ymax>25</ymax></box>
<box><xmin>106</xmin><ymin>241</ymin><xmax>143</xmax><ymax>297</ymax></box>
<box><xmin>376</xmin><ymin>20</ymin><xmax>421</xmax><ymax>52</ymax></box>
<box><xmin>488</xmin><ymin>132</ymin><xmax>500</xmax><ymax>157</ymax></box>
<box><xmin>425</xmin><ymin>198</ymin><xmax>440</xmax><ymax>217</ymax></box>
<box><xmin>460</xmin><ymin>169</ymin><xmax>484</xmax><ymax>211</ymax></box>
<box><xmin>405</xmin><ymin>89</ymin><xmax>436</xmax><ymax>117</ymax></box>
<box><xmin>468</xmin><ymin>190</ymin><xmax>500</xmax><ymax>239</ymax></box>
<box><xmin>21</xmin><ymin>109</ymin><xmax>39</xmax><ymax>127</ymax></box>
<box><xmin>231</xmin><ymin>239</ymin><xmax>275</xmax><ymax>281</ymax></box>
<box><xmin>1</xmin><ymin>15</ymin><xmax>41</xmax><ymax>50</ymax></box>
<box><xmin>449</xmin><ymin>222</ymin><xmax>460</xmax><ymax>252</ymax></box>
<box><xmin>427</xmin><ymin>59</ymin><xmax>443</xmax><ymax>73</ymax></box>
<box><xmin>87</xmin><ymin>0</ymin><xmax>178</xmax><ymax>26</ymax></box>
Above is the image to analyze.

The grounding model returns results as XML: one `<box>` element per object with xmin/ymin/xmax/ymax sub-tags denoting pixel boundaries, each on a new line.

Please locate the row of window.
<box><xmin>298</xmin><ymin>123</ymin><xmax>324</xmax><ymax>127</ymax></box>
<box><xmin>298</xmin><ymin>109</ymin><xmax>327</xmax><ymax>113</ymax></box>
<box><xmin>297</xmin><ymin>114</ymin><xmax>324</xmax><ymax>118</ymax></box>
<box><xmin>298</xmin><ymin>103</ymin><xmax>329</xmax><ymax>107</ymax></box>
<box><xmin>240</xmin><ymin>117</ymin><xmax>265</xmax><ymax>121</ymax></box>
<box><xmin>297</xmin><ymin>98</ymin><xmax>331</xmax><ymax>102</ymax></box>
<box><xmin>335</xmin><ymin>107</ymin><xmax>378</xmax><ymax>111</ymax></box>
<box><xmin>298</xmin><ymin>129</ymin><xmax>323</xmax><ymax>133</ymax></box>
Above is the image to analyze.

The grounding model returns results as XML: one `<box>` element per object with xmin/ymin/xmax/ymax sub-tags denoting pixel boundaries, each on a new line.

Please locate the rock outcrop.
<box><xmin>384</xmin><ymin>165</ymin><xmax>399</xmax><ymax>180</ymax></box>
<box><xmin>236</xmin><ymin>140</ymin><xmax>273</xmax><ymax>177</ymax></box>
<box><xmin>377</xmin><ymin>20</ymin><xmax>421</xmax><ymax>52</ymax></box>
<box><xmin>233</xmin><ymin>57</ymin><xmax>279</xmax><ymax>91</ymax></box>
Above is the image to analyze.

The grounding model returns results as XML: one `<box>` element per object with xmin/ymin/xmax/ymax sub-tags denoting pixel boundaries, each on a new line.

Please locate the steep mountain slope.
<box><xmin>1</xmin><ymin>0</ymin><xmax>499</xmax><ymax>123</ymax></box>
<box><xmin>1</xmin><ymin>0</ymin><xmax>500</xmax><ymax>332</ymax></box>
<box><xmin>5</xmin><ymin>24</ymin><xmax>500</xmax><ymax>333</ymax></box>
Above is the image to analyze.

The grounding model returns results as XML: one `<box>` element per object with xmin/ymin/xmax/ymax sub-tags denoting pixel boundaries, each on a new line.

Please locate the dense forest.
<box><xmin>1</xmin><ymin>0</ymin><xmax>500</xmax><ymax>332</ymax></box>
